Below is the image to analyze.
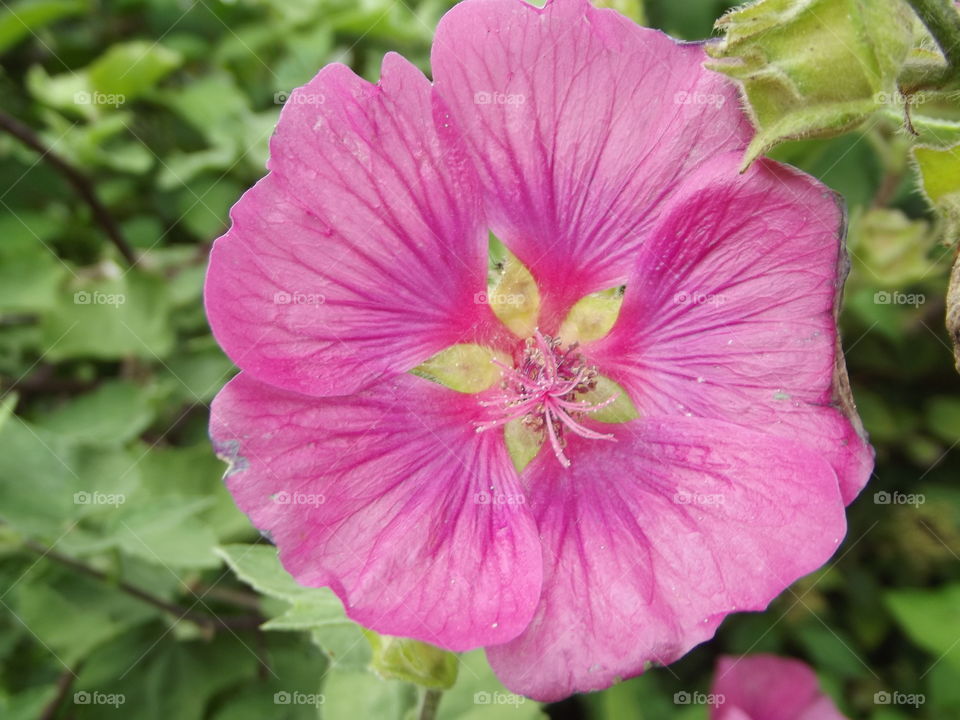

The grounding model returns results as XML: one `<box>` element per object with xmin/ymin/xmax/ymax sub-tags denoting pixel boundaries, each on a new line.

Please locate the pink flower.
<box><xmin>710</xmin><ymin>654</ymin><xmax>848</xmax><ymax>720</ymax></box>
<box><xmin>205</xmin><ymin>0</ymin><xmax>872</xmax><ymax>701</ymax></box>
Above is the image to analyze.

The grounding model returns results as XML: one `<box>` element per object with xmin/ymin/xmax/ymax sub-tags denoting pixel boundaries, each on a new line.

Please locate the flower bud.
<box><xmin>707</xmin><ymin>0</ymin><xmax>914</xmax><ymax>168</ymax></box>
<box><xmin>913</xmin><ymin>143</ymin><xmax>960</xmax><ymax>242</ymax></box>
<box><xmin>365</xmin><ymin>633</ymin><xmax>458</xmax><ymax>689</ymax></box>
<box><xmin>848</xmin><ymin>208</ymin><xmax>935</xmax><ymax>288</ymax></box>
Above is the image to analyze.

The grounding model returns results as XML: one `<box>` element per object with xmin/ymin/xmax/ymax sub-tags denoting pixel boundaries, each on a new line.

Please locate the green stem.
<box><xmin>906</xmin><ymin>0</ymin><xmax>960</xmax><ymax>81</ymax></box>
<box><xmin>419</xmin><ymin>689</ymin><xmax>443</xmax><ymax>720</ymax></box>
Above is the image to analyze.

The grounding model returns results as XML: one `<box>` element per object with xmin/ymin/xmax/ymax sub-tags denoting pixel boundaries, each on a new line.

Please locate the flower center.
<box><xmin>475</xmin><ymin>329</ymin><xmax>616</xmax><ymax>467</ymax></box>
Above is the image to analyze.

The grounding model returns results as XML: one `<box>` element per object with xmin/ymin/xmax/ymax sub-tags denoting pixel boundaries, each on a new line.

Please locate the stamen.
<box><xmin>475</xmin><ymin>329</ymin><xmax>616</xmax><ymax>467</ymax></box>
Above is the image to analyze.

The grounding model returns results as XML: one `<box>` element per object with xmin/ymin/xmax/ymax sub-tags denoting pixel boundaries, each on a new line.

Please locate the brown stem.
<box><xmin>38</xmin><ymin>665</ymin><xmax>80</xmax><ymax>720</ymax></box>
<box><xmin>22</xmin><ymin>539</ymin><xmax>264</xmax><ymax>631</ymax></box>
<box><xmin>0</xmin><ymin>110</ymin><xmax>138</xmax><ymax>267</ymax></box>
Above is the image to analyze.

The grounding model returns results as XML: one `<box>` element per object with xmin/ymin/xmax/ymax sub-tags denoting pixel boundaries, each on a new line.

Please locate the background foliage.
<box><xmin>0</xmin><ymin>0</ymin><xmax>958</xmax><ymax>718</ymax></box>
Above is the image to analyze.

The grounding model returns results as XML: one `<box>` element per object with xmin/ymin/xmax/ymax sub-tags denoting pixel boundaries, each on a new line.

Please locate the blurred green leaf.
<box><xmin>436</xmin><ymin>650</ymin><xmax>546</xmax><ymax>720</ymax></box>
<box><xmin>41</xmin><ymin>268</ymin><xmax>174</xmax><ymax>360</ymax></box>
<box><xmin>926</xmin><ymin>395</ymin><xmax>960</xmax><ymax>443</ymax></box>
<box><xmin>88</xmin><ymin>41</ymin><xmax>182</xmax><ymax>101</ymax></box>
<box><xmin>210</xmin><ymin>635</ymin><xmax>328</xmax><ymax>720</ymax></box>
<box><xmin>887</xmin><ymin>584</ymin><xmax>960</xmax><ymax>671</ymax></box>
<box><xmin>0</xmin><ymin>685</ymin><xmax>60</xmax><ymax>720</ymax></box>
<box><xmin>75</xmin><ymin>626</ymin><xmax>259</xmax><ymax>720</ymax></box>
<box><xmin>0</xmin><ymin>417</ymin><xmax>80</xmax><ymax>536</ymax></box>
<box><xmin>218</xmin><ymin>544</ymin><xmax>373</xmax><ymax>670</ymax></box>
<box><xmin>0</xmin><ymin>212</ymin><xmax>68</xmax><ymax>312</ymax></box>
<box><xmin>133</xmin><ymin>443</ymin><xmax>248</xmax><ymax>541</ymax></box>
<box><xmin>108</xmin><ymin>496</ymin><xmax>219</xmax><ymax>569</ymax></box>
<box><xmin>12</xmin><ymin>567</ymin><xmax>157</xmax><ymax>665</ymax></box>
<box><xmin>32</xmin><ymin>381</ymin><xmax>155</xmax><ymax>446</ymax></box>
<box><xmin>0</xmin><ymin>0</ymin><xmax>88</xmax><ymax>54</ymax></box>
<box><xmin>319</xmin><ymin>670</ymin><xmax>416</xmax><ymax>720</ymax></box>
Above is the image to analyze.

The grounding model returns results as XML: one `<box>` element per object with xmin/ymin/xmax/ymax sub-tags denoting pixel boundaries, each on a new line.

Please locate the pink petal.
<box><xmin>209</xmin><ymin>372</ymin><xmax>542</xmax><ymax>650</ymax></box>
<box><xmin>588</xmin><ymin>154</ymin><xmax>873</xmax><ymax>504</ymax></box>
<box><xmin>206</xmin><ymin>53</ymin><xmax>502</xmax><ymax>397</ymax></box>
<box><xmin>431</xmin><ymin>0</ymin><xmax>750</xmax><ymax>328</ymax></box>
<box><xmin>712</xmin><ymin>655</ymin><xmax>848</xmax><ymax>720</ymax></box>
<box><xmin>485</xmin><ymin>417</ymin><xmax>846</xmax><ymax>701</ymax></box>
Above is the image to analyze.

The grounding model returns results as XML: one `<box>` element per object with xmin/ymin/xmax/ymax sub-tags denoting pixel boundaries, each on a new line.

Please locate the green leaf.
<box><xmin>76</xmin><ymin>625</ymin><xmax>259</xmax><ymax>720</ymax></box>
<box><xmin>0</xmin><ymin>0</ymin><xmax>87</xmax><ymax>52</ymax></box>
<box><xmin>209</xmin><ymin>635</ymin><xmax>328</xmax><ymax>720</ymax></box>
<box><xmin>309</xmin><ymin>625</ymin><xmax>372</xmax><ymax>672</ymax></box>
<box><xmin>133</xmin><ymin>443</ymin><xmax>249</xmax><ymax>541</ymax></box>
<box><xmin>926</xmin><ymin>395</ymin><xmax>960</xmax><ymax>443</ymax></box>
<box><xmin>887</xmin><ymin>583</ymin><xmax>960</xmax><ymax>671</ymax></box>
<box><xmin>436</xmin><ymin>651</ymin><xmax>546</xmax><ymax>720</ymax></box>
<box><xmin>25</xmin><ymin>65</ymin><xmax>93</xmax><ymax>118</ymax></box>
<box><xmin>32</xmin><ymin>381</ymin><xmax>155</xmax><ymax>446</ymax></box>
<box><xmin>11</xmin><ymin>566</ymin><xmax>157</xmax><ymax>666</ymax></box>
<box><xmin>0</xmin><ymin>211</ymin><xmax>68</xmax><ymax>312</ymax></box>
<box><xmin>791</xmin><ymin>621</ymin><xmax>867</xmax><ymax>678</ymax></box>
<box><xmin>0</xmin><ymin>686</ymin><xmax>60</xmax><ymax>720</ymax></box>
<box><xmin>173</xmin><ymin>175</ymin><xmax>245</xmax><ymax>239</ymax></box>
<box><xmin>0</xmin><ymin>393</ymin><xmax>17</xmax><ymax>433</ymax></box>
<box><xmin>319</xmin><ymin>670</ymin><xmax>417</xmax><ymax>720</ymax></box>
<box><xmin>160</xmin><ymin>344</ymin><xmax>235</xmax><ymax>403</ymax></box>
<box><xmin>218</xmin><ymin>544</ymin><xmax>371</xmax><ymax>669</ymax></box>
<box><xmin>217</xmin><ymin>544</ymin><xmax>323</xmax><ymax>602</ymax></box>
<box><xmin>88</xmin><ymin>41</ymin><xmax>182</xmax><ymax>101</ymax></box>
<box><xmin>0</xmin><ymin>417</ymin><xmax>81</xmax><ymax>536</ymax></box>
<box><xmin>108</xmin><ymin>496</ymin><xmax>219</xmax><ymax>569</ymax></box>
<box><xmin>41</xmin><ymin>268</ymin><xmax>174</xmax><ymax>360</ymax></box>
<box><xmin>591</xmin><ymin>0</ymin><xmax>645</xmax><ymax>24</ymax></box>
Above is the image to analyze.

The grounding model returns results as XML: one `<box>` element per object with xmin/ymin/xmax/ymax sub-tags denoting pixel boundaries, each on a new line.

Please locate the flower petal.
<box><xmin>206</xmin><ymin>53</ymin><xmax>498</xmax><ymax>397</ymax></box>
<box><xmin>711</xmin><ymin>654</ymin><xmax>848</xmax><ymax>720</ymax></box>
<box><xmin>432</xmin><ymin>0</ymin><xmax>750</xmax><ymax>327</ymax></box>
<box><xmin>486</xmin><ymin>417</ymin><xmax>846</xmax><ymax>701</ymax></box>
<box><xmin>589</xmin><ymin>154</ymin><xmax>873</xmax><ymax>504</ymax></box>
<box><xmin>209</xmin><ymin>372</ymin><xmax>542</xmax><ymax>650</ymax></box>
